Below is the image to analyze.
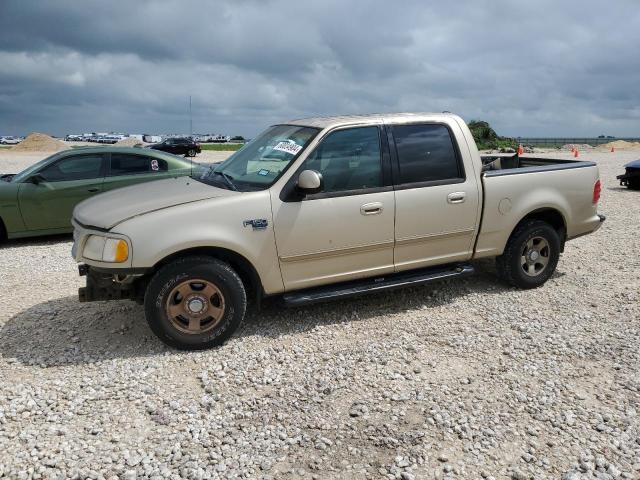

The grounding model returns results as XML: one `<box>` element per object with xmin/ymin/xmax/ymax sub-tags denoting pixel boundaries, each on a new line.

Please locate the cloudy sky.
<box><xmin>1</xmin><ymin>0</ymin><xmax>639</xmax><ymax>138</ymax></box>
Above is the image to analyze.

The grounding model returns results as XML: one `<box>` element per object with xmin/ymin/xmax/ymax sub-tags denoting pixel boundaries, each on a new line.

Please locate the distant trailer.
<box><xmin>143</xmin><ymin>134</ymin><xmax>162</xmax><ymax>143</ymax></box>
<box><xmin>210</xmin><ymin>134</ymin><xmax>230</xmax><ymax>143</ymax></box>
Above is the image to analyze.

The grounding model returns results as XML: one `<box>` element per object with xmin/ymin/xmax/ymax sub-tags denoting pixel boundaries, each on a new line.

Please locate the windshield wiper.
<box><xmin>214</xmin><ymin>170</ymin><xmax>238</xmax><ymax>191</ymax></box>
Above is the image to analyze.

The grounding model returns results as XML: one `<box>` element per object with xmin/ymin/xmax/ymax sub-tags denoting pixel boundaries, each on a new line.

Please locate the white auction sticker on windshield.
<box><xmin>272</xmin><ymin>141</ymin><xmax>302</xmax><ymax>156</ymax></box>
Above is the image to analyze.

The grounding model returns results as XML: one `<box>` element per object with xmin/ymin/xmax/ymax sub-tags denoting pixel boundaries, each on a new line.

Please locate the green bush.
<box><xmin>467</xmin><ymin>120</ymin><xmax>517</xmax><ymax>151</ymax></box>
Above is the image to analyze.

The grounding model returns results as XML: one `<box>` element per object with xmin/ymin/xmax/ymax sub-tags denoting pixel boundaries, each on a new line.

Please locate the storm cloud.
<box><xmin>1</xmin><ymin>0</ymin><xmax>639</xmax><ymax>137</ymax></box>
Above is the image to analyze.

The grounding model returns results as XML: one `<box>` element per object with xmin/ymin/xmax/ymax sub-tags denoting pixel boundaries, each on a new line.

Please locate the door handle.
<box><xmin>360</xmin><ymin>202</ymin><xmax>383</xmax><ymax>215</ymax></box>
<box><xmin>447</xmin><ymin>192</ymin><xmax>466</xmax><ymax>204</ymax></box>
<box><xmin>87</xmin><ymin>188</ymin><xmax>100</xmax><ymax>193</ymax></box>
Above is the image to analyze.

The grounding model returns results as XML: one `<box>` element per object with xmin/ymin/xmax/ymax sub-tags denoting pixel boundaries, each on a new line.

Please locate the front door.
<box><xmin>272</xmin><ymin>125</ymin><xmax>395</xmax><ymax>291</ymax></box>
<box><xmin>389</xmin><ymin>123</ymin><xmax>480</xmax><ymax>271</ymax></box>
<box><xmin>18</xmin><ymin>153</ymin><xmax>106</xmax><ymax>231</ymax></box>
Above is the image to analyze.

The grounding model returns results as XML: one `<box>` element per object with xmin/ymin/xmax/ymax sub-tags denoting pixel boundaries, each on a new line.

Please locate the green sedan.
<box><xmin>0</xmin><ymin>147</ymin><xmax>201</xmax><ymax>240</ymax></box>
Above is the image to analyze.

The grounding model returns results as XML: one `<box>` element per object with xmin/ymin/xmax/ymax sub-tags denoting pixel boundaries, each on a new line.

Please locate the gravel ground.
<box><xmin>0</xmin><ymin>150</ymin><xmax>638</xmax><ymax>480</ymax></box>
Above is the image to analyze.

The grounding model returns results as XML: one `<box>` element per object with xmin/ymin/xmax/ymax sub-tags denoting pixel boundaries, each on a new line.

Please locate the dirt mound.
<box><xmin>115</xmin><ymin>137</ymin><xmax>144</xmax><ymax>147</ymax></box>
<box><xmin>596</xmin><ymin>140</ymin><xmax>640</xmax><ymax>151</ymax></box>
<box><xmin>11</xmin><ymin>132</ymin><xmax>69</xmax><ymax>152</ymax></box>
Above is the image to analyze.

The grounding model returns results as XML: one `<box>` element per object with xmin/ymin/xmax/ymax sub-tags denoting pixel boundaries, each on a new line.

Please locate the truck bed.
<box><xmin>481</xmin><ymin>154</ymin><xmax>595</xmax><ymax>176</ymax></box>
<box><xmin>474</xmin><ymin>154</ymin><xmax>601</xmax><ymax>259</ymax></box>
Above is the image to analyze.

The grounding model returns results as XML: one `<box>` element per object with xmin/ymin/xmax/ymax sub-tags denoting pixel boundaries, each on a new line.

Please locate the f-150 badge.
<box><xmin>243</xmin><ymin>219</ymin><xmax>269</xmax><ymax>230</ymax></box>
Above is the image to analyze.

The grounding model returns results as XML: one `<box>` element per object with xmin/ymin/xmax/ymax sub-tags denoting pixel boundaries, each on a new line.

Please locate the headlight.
<box><xmin>83</xmin><ymin>235</ymin><xmax>129</xmax><ymax>263</ymax></box>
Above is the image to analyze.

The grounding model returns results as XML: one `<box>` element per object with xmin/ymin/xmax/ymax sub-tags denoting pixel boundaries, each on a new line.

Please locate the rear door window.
<box><xmin>391</xmin><ymin>124</ymin><xmax>464</xmax><ymax>185</ymax></box>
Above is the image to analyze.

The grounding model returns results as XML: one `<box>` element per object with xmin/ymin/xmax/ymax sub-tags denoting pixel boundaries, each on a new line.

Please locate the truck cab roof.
<box><xmin>286</xmin><ymin>112</ymin><xmax>460</xmax><ymax>129</ymax></box>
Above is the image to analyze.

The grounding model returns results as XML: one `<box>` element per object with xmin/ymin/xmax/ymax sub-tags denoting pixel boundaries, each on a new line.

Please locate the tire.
<box><xmin>0</xmin><ymin>218</ymin><xmax>6</xmax><ymax>242</ymax></box>
<box><xmin>187</xmin><ymin>149</ymin><xmax>196</xmax><ymax>157</ymax></box>
<box><xmin>144</xmin><ymin>256</ymin><xmax>247</xmax><ymax>350</ymax></box>
<box><xmin>627</xmin><ymin>178</ymin><xmax>640</xmax><ymax>190</ymax></box>
<box><xmin>495</xmin><ymin>220</ymin><xmax>561</xmax><ymax>289</ymax></box>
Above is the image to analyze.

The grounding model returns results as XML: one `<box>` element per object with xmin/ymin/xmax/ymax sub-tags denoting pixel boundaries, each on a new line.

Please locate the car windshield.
<box><xmin>195</xmin><ymin>125</ymin><xmax>319</xmax><ymax>191</ymax></box>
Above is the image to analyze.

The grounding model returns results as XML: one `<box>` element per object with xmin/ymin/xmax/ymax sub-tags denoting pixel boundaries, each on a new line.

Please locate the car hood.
<box><xmin>624</xmin><ymin>159</ymin><xmax>640</xmax><ymax>169</ymax></box>
<box><xmin>74</xmin><ymin>176</ymin><xmax>233</xmax><ymax>230</ymax></box>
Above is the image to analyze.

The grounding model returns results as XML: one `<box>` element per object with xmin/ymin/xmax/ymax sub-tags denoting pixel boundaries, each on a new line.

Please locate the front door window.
<box><xmin>303</xmin><ymin>126</ymin><xmax>382</xmax><ymax>193</ymax></box>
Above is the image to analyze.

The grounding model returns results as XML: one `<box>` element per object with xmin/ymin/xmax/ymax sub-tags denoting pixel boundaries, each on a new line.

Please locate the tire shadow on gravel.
<box><xmin>0</xmin><ymin>295</ymin><xmax>164</xmax><ymax>367</ymax></box>
<box><xmin>0</xmin><ymin>261</ymin><xmax>527</xmax><ymax>366</ymax></box>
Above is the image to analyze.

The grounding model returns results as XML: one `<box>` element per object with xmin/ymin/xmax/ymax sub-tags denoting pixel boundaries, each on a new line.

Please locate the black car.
<box><xmin>149</xmin><ymin>137</ymin><xmax>201</xmax><ymax>157</ymax></box>
<box><xmin>617</xmin><ymin>159</ymin><xmax>640</xmax><ymax>190</ymax></box>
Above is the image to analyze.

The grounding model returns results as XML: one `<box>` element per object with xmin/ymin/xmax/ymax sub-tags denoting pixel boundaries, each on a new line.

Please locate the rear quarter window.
<box><xmin>109</xmin><ymin>154</ymin><xmax>155</xmax><ymax>175</ymax></box>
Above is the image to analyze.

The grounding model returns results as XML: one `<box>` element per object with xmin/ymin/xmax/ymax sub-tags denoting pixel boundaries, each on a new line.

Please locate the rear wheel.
<box><xmin>627</xmin><ymin>178</ymin><xmax>640</xmax><ymax>190</ymax></box>
<box><xmin>496</xmin><ymin>220</ymin><xmax>561</xmax><ymax>289</ymax></box>
<box><xmin>144</xmin><ymin>256</ymin><xmax>246</xmax><ymax>350</ymax></box>
<box><xmin>187</xmin><ymin>149</ymin><xmax>197</xmax><ymax>157</ymax></box>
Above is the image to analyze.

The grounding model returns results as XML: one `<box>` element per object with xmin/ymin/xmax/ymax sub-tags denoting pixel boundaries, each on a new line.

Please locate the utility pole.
<box><xmin>189</xmin><ymin>95</ymin><xmax>193</xmax><ymax>136</ymax></box>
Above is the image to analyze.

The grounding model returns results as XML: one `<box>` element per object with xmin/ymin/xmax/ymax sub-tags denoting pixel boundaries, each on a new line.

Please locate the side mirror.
<box><xmin>28</xmin><ymin>173</ymin><xmax>46</xmax><ymax>185</ymax></box>
<box><xmin>297</xmin><ymin>170</ymin><xmax>323</xmax><ymax>195</ymax></box>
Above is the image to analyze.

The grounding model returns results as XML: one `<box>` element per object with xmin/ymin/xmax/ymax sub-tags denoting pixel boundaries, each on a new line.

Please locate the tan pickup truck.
<box><xmin>71</xmin><ymin>113</ymin><xmax>605</xmax><ymax>349</ymax></box>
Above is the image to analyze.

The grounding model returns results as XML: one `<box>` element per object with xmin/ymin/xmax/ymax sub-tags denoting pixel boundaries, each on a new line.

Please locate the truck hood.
<box><xmin>74</xmin><ymin>176</ymin><xmax>232</xmax><ymax>230</ymax></box>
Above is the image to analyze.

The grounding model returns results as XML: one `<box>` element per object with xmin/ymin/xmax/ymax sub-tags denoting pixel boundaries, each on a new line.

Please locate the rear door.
<box><xmin>390</xmin><ymin>122</ymin><xmax>480</xmax><ymax>271</ymax></box>
<box><xmin>102</xmin><ymin>153</ymin><xmax>175</xmax><ymax>192</ymax></box>
<box><xmin>18</xmin><ymin>153</ymin><xmax>106</xmax><ymax>230</ymax></box>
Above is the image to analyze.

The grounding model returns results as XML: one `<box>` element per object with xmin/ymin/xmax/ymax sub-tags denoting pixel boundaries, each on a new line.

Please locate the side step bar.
<box><xmin>283</xmin><ymin>263</ymin><xmax>475</xmax><ymax>307</ymax></box>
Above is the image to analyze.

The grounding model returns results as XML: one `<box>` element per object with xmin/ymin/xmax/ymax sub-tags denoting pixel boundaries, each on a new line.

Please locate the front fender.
<box><xmin>112</xmin><ymin>190</ymin><xmax>284</xmax><ymax>294</ymax></box>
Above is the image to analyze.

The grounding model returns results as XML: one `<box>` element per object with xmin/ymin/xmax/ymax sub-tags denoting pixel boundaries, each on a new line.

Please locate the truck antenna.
<box><xmin>189</xmin><ymin>95</ymin><xmax>193</xmax><ymax>136</ymax></box>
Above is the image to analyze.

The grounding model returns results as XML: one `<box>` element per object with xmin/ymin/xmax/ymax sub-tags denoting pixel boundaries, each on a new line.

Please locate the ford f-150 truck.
<box><xmin>71</xmin><ymin>113</ymin><xmax>605</xmax><ymax>350</ymax></box>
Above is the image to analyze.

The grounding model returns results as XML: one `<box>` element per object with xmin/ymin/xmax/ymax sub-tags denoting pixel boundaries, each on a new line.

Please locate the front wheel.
<box><xmin>144</xmin><ymin>256</ymin><xmax>247</xmax><ymax>350</ymax></box>
<box><xmin>186</xmin><ymin>149</ymin><xmax>197</xmax><ymax>157</ymax></box>
<box><xmin>496</xmin><ymin>220</ymin><xmax>561</xmax><ymax>289</ymax></box>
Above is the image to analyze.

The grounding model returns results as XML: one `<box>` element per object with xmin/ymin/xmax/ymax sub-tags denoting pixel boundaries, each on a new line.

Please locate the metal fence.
<box><xmin>515</xmin><ymin>137</ymin><xmax>640</xmax><ymax>147</ymax></box>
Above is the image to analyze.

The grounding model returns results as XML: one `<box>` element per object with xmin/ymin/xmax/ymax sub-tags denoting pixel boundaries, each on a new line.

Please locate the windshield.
<box><xmin>11</xmin><ymin>151</ymin><xmax>67</xmax><ymax>183</ymax></box>
<box><xmin>195</xmin><ymin>125</ymin><xmax>319</xmax><ymax>191</ymax></box>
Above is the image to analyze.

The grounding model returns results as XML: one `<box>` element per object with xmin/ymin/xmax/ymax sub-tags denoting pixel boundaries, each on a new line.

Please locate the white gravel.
<box><xmin>0</xmin><ymin>150</ymin><xmax>638</xmax><ymax>479</ymax></box>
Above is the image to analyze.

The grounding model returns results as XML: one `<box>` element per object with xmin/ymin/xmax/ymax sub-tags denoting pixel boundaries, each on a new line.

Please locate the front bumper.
<box><xmin>78</xmin><ymin>265</ymin><xmax>146</xmax><ymax>303</ymax></box>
